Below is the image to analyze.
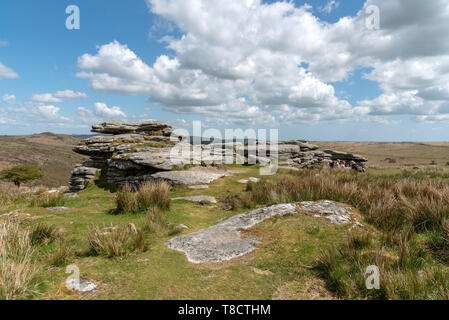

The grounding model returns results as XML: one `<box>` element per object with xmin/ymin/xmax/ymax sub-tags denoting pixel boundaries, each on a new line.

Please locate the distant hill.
<box><xmin>0</xmin><ymin>132</ymin><xmax>87</xmax><ymax>187</ymax></box>
<box><xmin>313</xmin><ymin>141</ymin><xmax>449</xmax><ymax>168</ymax></box>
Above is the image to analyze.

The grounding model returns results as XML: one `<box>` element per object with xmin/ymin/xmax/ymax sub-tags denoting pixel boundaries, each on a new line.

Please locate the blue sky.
<box><xmin>1</xmin><ymin>0</ymin><xmax>449</xmax><ymax>141</ymax></box>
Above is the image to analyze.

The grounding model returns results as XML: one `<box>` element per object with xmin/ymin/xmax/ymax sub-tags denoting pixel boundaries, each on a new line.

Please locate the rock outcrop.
<box><xmin>69</xmin><ymin>120</ymin><xmax>368</xmax><ymax>192</ymax></box>
<box><xmin>69</xmin><ymin>120</ymin><xmax>185</xmax><ymax>192</ymax></box>
<box><xmin>322</xmin><ymin>150</ymin><xmax>368</xmax><ymax>163</ymax></box>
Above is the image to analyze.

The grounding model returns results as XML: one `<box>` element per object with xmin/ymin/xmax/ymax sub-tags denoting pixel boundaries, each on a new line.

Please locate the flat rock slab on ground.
<box><xmin>47</xmin><ymin>207</ymin><xmax>70</xmax><ymax>212</ymax></box>
<box><xmin>188</xmin><ymin>185</ymin><xmax>209</xmax><ymax>190</ymax></box>
<box><xmin>172</xmin><ymin>196</ymin><xmax>217</xmax><ymax>204</ymax></box>
<box><xmin>166</xmin><ymin>201</ymin><xmax>360</xmax><ymax>264</ymax></box>
<box><xmin>65</xmin><ymin>278</ymin><xmax>98</xmax><ymax>293</ymax></box>
<box><xmin>238</xmin><ymin>177</ymin><xmax>259</xmax><ymax>184</ymax></box>
<box><xmin>166</xmin><ymin>204</ymin><xmax>296</xmax><ymax>264</ymax></box>
<box><xmin>151</xmin><ymin>169</ymin><xmax>226</xmax><ymax>185</ymax></box>
<box><xmin>297</xmin><ymin>200</ymin><xmax>360</xmax><ymax>225</ymax></box>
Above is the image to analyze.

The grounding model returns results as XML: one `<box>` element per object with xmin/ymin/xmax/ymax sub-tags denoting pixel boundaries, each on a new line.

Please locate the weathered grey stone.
<box><xmin>151</xmin><ymin>169</ymin><xmax>226</xmax><ymax>185</ymax></box>
<box><xmin>65</xmin><ymin>278</ymin><xmax>97</xmax><ymax>293</ymax></box>
<box><xmin>188</xmin><ymin>185</ymin><xmax>209</xmax><ymax>190</ymax></box>
<box><xmin>323</xmin><ymin>150</ymin><xmax>368</xmax><ymax>162</ymax></box>
<box><xmin>166</xmin><ymin>201</ymin><xmax>360</xmax><ymax>264</ymax></box>
<box><xmin>172</xmin><ymin>196</ymin><xmax>217</xmax><ymax>204</ymax></box>
<box><xmin>113</xmin><ymin>149</ymin><xmax>189</xmax><ymax>171</ymax></box>
<box><xmin>297</xmin><ymin>200</ymin><xmax>361</xmax><ymax>225</ymax></box>
<box><xmin>69</xmin><ymin>165</ymin><xmax>100</xmax><ymax>192</ymax></box>
<box><xmin>166</xmin><ymin>204</ymin><xmax>297</xmax><ymax>263</ymax></box>
<box><xmin>69</xmin><ymin>120</ymin><xmax>368</xmax><ymax>192</ymax></box>
<box><xmin>47</xmin><ymin>207</ymin><xmax>70</xmax><ymax>212</ymax></box>
<box><xmin>73</xmin><ymin>134</ymin><xmax>145</xmax><ymax>155</ymax></box>
<box><xmin>92</xmin><ymin>120</ymin><xmax>173</xmax><ymax>136</ymax></box>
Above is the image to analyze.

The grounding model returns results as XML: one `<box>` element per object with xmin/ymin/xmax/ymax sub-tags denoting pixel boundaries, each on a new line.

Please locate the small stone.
<box><xmin>47</xmin><ymin>207</ymin><xmax>70</xmax><ymax>212</ymax></box>
<box><xmin>172</xmin><ymin>196</ymin><xmax>217</xmax><ymax>204</ymax></box>
<box><xmin>127</xmin><ymin>223</ymin><xmax>138</xmax><ymax>234</ymax></box>
<box><xmin>174</xmin><ymin>224</ymin><xmax>189</xmax><ymax>230</ymax></box>
<box><xmin>65</xmin><ymin>278</ymin><xmax>97</xmax><ymax>293</ymax></box>
<box><xmin>65</xmin><ymin>193</ymin><xmax>79</xmax><ymax>199</ymax></box>
<box><xmin>249</xmin><ymin>177</ymin><xmax>260</xmax><ymax>183</ymax></box>
<box><xmin>188</xmin><ymin>185</ymin><xmax>209</xmax><ymax>190</ymax></box>
<box><xmin>237</xmin><ymin>179</ymin><xmax>249</xmax><ymax>184</ymax></box>
<box><xmin>151</xmin><ymin>169</ymin><xmax>226</xmax><ymax>185</ymax></box>
<box><xmin>253</xmin><ymin>267</ymin><xmax>273</xmax><ymax>276</ymax></box>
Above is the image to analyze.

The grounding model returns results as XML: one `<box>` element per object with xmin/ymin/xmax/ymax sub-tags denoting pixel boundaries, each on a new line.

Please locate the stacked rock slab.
<box><xmin>240</xmin><ymin>140</ymin><xmax>331</xmax><ymax>169</ymax></box>
<box><xmin>69</xmin><ymin>120</ymin><xmax>181</xmax><ymax>192</ymax></box>
<box><xmin>69</xmin><ymin>165</ymin><xmax>99</xmax><ymax>192</ymax></box>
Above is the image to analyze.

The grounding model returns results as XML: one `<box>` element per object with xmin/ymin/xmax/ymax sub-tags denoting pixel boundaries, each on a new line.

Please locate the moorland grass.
<box><xmin>29</xmin><ymin>192</ymin><xmax>66</xmax><ymax>208</ymax></box>
<box><xmin>115</xmin><ymin>181</ymin><xmax>170</xmax><ymax>214</ymax></box>
<box><xmin>2</xmin><ymin>164</ymin><xmax>449</xmax><ymax>300</ymax></box>
<box><xmin>230</xmin><ymin>167</ymin><xmax>449</xmax><ymax>299</ymax></box>
<box><xmin>87</xmin><ymin>224</ymin><xmax>147</xmax><ymax>258</ymax></box>
<box><xmin>0</xmin><ymin>219</ymin><xmax>39</xmax><ymax>300</ymax></box>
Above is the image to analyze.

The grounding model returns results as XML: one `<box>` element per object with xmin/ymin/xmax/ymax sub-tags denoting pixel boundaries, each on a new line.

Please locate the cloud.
<box><xmin>2</xmin><ymin>94</ymin><xmax>16</xmax><ymax>105</ymax></box>
<box><xmin>77</xmin><ymin>41</ymin><xmax>153</xmax><ymax>95</ymax></box>
<box><xmin>77</xmin><ymin>103</ymin><xmax>127</xmax><ymax>124</ymax></box>
<box><xmin>93</xmin><ymin>102</ymin><xmax>127</xmax><ymax>118</ymax></box>
<box><xmin>35</xmin><ymin>105</ymin><xmax>64</xmax><ymax>120</ymax></box>
<box><xmin>0</xmin><ymin>62</ymin><xmax>19</xmax><ymax>79</ymax></box>
<box><xmin>319</xmin><ymin>0</ymin><xmax>340</xmax><ymax>14</ymax></box>
<box><xmin>30</xmin><ymin>90</ymin><xmax>88</xmax><ymax>103</ymax></box>
<box><xmin>76</xmin><ymin>0</ymin><xmax>449</xmax><ymax>125</ymax></box>
<box><xmin>0</xmin><ymin>41</ymin><xmax>8</xmax><ymax>47</ymax></box>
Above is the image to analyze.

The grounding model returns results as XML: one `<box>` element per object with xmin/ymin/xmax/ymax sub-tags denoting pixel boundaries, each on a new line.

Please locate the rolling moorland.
<box><xmin>1</xmin><ymin>133</ymin><xmax>449</xmax><ymax>189</ymax></box>
<box><xmin>2</xmin><ymin>133</ymin><xmax>449</xmax><ymax>300</ymax></box>
<box><xmin>0</xmin><ymin>133</ymin><xmax>86</xmax><ymax>187</ymax></box>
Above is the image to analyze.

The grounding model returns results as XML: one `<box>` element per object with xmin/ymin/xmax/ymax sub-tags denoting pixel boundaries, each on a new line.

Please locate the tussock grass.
<box><xmin>29</xmin><ymin>223</ymin><xmax>60</xmax><ymax>246</ymax></box>
<box><xmin>87</xmin><ymin>224</ymin><xmax>147</xmax><ymax>258</ymax></box>
<box><xmin>143</xmin><ymin>207</ymin><xmax>179</xmax><ymax>236</ymax></box>
<box><xmin>29</xmin><ymin>192</ymin><xmax>66</xmax><ymax>208</ymax></box>
<box><xmin>0</xmin><ymin>184</ymin><xmax>24</xmax><ymax>209</ymax></box>
<box><xmin>315</xmin><ymin>230</ymin><xmax>447</xmax><ymax>300</ymax></box>
<box><xmin>0</xmin><ymin>219</ymin><xmax>39</xmax><ymax>300</ymax></box>
<box><xmin>230</xmin><ymin>168</ymin><xmax>449</xmax><ymax>299</ymax></box>
<box><xmin>47</xmin><ymin>241</ymin><xmax>75</xmax><ymax>267</ymax></box>
<box><xmin>115</xmin><ymin>181</ymin><xmax>170</xmax><ymax>214</ymax></box>
<box><xmin>239</xmin><ymin>168</ymin><xmax>449</xmax><ymax>233</ymax></box>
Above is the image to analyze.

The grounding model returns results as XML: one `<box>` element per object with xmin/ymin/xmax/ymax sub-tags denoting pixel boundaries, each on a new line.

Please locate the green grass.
<box><xmin>2</xmin><ymin>164</ymin><xmax>449</xmax><ymax>300</ymax></box>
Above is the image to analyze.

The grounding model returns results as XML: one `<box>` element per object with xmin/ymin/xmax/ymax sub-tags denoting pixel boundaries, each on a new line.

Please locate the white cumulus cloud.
<box><xmin>74</xmin><ymin>0</ymin><xmax>449</xmax><ymax>125</ymax></box>
<box><xmin>30</xmin><ymin>90</ymin><xmax>88</xmax><ymax>103</ymax></box>
<box><xmin>0</xmin><ymin>62</ymin><xmax>19</xmax><ymax>79</ymax></box>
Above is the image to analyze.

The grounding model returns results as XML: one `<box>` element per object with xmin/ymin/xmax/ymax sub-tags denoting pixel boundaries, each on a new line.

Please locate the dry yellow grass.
<box><xmin>0</xmin><ymin>219</ymin><xmax>39</xmax><ymax>300</ymax></box>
